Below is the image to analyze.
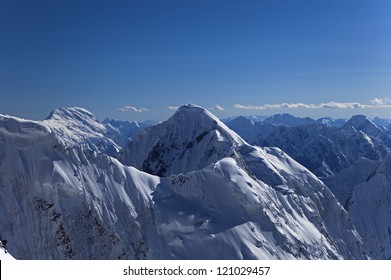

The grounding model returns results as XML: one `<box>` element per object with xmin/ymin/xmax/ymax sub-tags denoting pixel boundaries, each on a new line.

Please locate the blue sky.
<box><xmin>1</xmin><ymin>0</ymin><xmax>390</xmax><ymax>121</ymax></box>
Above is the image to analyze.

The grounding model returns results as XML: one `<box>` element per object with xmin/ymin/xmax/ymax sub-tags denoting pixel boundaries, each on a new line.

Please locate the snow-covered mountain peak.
<box><xmin>342</xmin><ymin>115</ymin><xmax>385</xmax><ymax>139</ymax></box>
<box><xmin>172</xmin><ymin>104</ymin><xmax>244</xmax><ymax>143</ymax></box>
<box><xmin>45</xmin><ymin>107</ymin><xmax>106</xmax><ymax>132</ymax></box>
<box><xmin>120</xmin><ymin>105</ymin><xmax>246</xmax><ymax>176</ymax></box>
<box><xmin>43</xmin><ymin>107</ymin><xmax>118</xmax><ymax>154</ymax></box>
<box><xmin>175</xmin><ymin>103</ymin><xmax>216</xmax><ymax>119</ymax></box>
<box><xmin>344</xmin><ymin>115</ymin><xmax>371</xmax><ymax>127</ymax></box>
<box><xmin>0</xmin><ymin>107</ymin><xmax>373</xmax><ymax>260</ymax></box>
<box><xmin>46</xmin><ymin>107</ymin><xmax>98</xmax><ymax>122</ymax></box>
<box><xmin>344</xmin><ymin>115</ymin><xmax>381</xmax><ymax>131</ymax></box>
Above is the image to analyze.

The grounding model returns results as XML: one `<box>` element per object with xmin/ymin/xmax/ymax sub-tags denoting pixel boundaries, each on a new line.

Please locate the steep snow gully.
<box><xmin>0</xmin><ymin>104</ymin><xmax>389</xmax><ymax>259</ymax></box>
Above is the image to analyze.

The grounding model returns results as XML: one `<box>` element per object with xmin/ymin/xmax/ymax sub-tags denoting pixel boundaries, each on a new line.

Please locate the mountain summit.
<box><xmin>120</xmin><ymin>104</ymin><xmax>245</xmax><ymax>176</ymax></box>
<box><xmin>44</xmin><ymin>107</ymin><xmax>119</xmax><ymax>154</ymax></box>
<box><xmin>342</xmin><ymin>115</ymin><xmax>385</xmax><ymax>137</ymax></box>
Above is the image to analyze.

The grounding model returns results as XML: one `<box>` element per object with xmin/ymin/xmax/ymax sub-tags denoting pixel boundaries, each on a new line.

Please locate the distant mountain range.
<box><xmin>225</xmin><ymin>114</ymin><xmax>391</xmax><ymax>177</ymax></box>
<box><xmin>1</xmin><ymin>106</ymin><xmax>391</xmax><ymax>259</ymax></box>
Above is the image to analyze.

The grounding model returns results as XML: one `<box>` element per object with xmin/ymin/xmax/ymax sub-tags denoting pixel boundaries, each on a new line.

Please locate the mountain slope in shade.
<box><xmin>316</xmin><ymin>117</ymin><xmax>346</xmax><ymax>127</ymax></box>
<box><xmin>225</xmin><ymin>117</ymin><xmax>277</xmax><ymax>145</ymax></box>
<box><xmin>372</xmin><ymin>117</ymin><xmax>391</xmax><ymax>129</ymax></box>
<box><xmin>103</xmin><ymin>118</ymin><xmax>148</xmax><ymax>147</ymax></box>
<box><xmin>347</xmin><ymin>155</ymin><xmax>391</xmax><ymax>259</ymax></box>
<box><xmin>322</xmin><ymin>158</ymin><xmax>382</xmax><ymax>208</ymax></box>
<box><xmin>0</xmin><ymin>107</ymin><xmax>370</xmax><ymax>259</ymax></box>
<box><xmin>342</xmin><ymin>115</ymin><xmax>386</xmax><ymax>138</ymax></box>
<box><xmin>223</xmin><ymin>116</ymin><xmax>259</xmax><ymax>144</ymax></box>
<box><xmin>263</xmin><ymin>114</ymin><xmax>315</xmax><ymax>127</ymax></box>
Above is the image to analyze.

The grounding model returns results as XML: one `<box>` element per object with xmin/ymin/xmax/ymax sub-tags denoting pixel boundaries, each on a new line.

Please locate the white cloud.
<box><xmin>318</xmin><ymin>102</ymin><xmax>364</xmax><ymax>109</ymax></box>
<box><xmin>234</xmin><ymin>104</ymin><xmax>266</xmax><ymax>110</ymax></box>
<box><xmin>166</xmin><ymin>106</ymin><xmax>179</xmax><ymax>110</ymax></box>
<box><xmin>209</xmin><ymin>104</ymin><xmax>226</xmax><ymax>111</ymax></box>
<box><xmin>234</xmin><ymin>103</ymin><xmax>317</xmax><ymax>110</ymax></box>
<box><xmin>370</xmin><ymin>98</ymin><xmax>391</xmax><ymax>106</ymax></box>
<box><xmin>234</xmin><ymin>100</ymin><xmax>391</xmax><ymax>110</ymax></box>
<box><xmin>118</xmin><ymin>105</ymin><xmax>148</xmax><ymax>112</ymax></box>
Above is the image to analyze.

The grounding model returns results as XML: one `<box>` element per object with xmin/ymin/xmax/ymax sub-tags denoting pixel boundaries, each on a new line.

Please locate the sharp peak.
<box><xmin>348</xmin><ymin>114</ymin><xmax>369</xmax><ymax>121</ymax></box>
<box><xmin>152</xmin><ymin>103</ymin><xmax>246</xmax><ymax>145</ymax></box>
<box><xmin>345</xmin><ymin>115</ymin><xmax>374</xmax><ymax>126</ymax></box>
<box><xmin>102</xmin><ymin>117</ymin><xmax>113</xmax><ymax>124</ymax></box>
<box><xmin>173</xmin><ymin>104</ymin><xmax>218</xmax><ymax>120</ymax></box>
<box><xmin>177</xmin><ymin>103</ymin><xmax>207</xmax><ymax>112</ymax></box>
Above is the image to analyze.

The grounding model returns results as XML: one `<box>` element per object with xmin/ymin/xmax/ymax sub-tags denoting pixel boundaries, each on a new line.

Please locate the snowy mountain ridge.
<box><xmin>120</xmin><ymin>105</ymin><xmax>367</xmax><ymax>259</ymax></box>
<box><xmin>1</xmin><ymin>105</ymin><xmax>391</xmax><ymax>259</ymax></box>
<box><xmin>226</xmin><ymin>114</ymin><xmax>390</xmax><ymax>177</ymax></box>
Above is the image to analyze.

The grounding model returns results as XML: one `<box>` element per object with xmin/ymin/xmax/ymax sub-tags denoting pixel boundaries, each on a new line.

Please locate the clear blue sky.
<box><xmin>1</xmin><ymin>0</ymin><xmax>390</xmax><ymax>121</ymax></box>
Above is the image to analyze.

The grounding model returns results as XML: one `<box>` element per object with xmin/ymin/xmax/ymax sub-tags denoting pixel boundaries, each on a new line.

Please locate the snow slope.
<box><xmin>0</xmin><ymin>106</ymin><xmax>373</xmax><ymax>259</ymax></box>
<box><xmin>120</xmin><ymin>105</ymin><xmax>366</xmax><ymax>259</ymax></box>
<box><xmin>0</xmin><ymin>113</ymin><xmax>161</xmax><ymax>259</ymax></box>
<box><xmin>322</xmin><ymin>158</ymin><xmax>382</xmax><ymax>208</ymax></box>
<box><xmin>43</xmin><ymin>108</ymin><xmax>120</xmax><ymax>155</ymax></box>
<box><xmin>342</xmin><ymin>115</ymin><xmax>386</xmax><ymax>138</ymax></box>
<box><xmin>347</xmin><ymin>155</ymin><xmax>391</xmax><ymax>259</ymax></box>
